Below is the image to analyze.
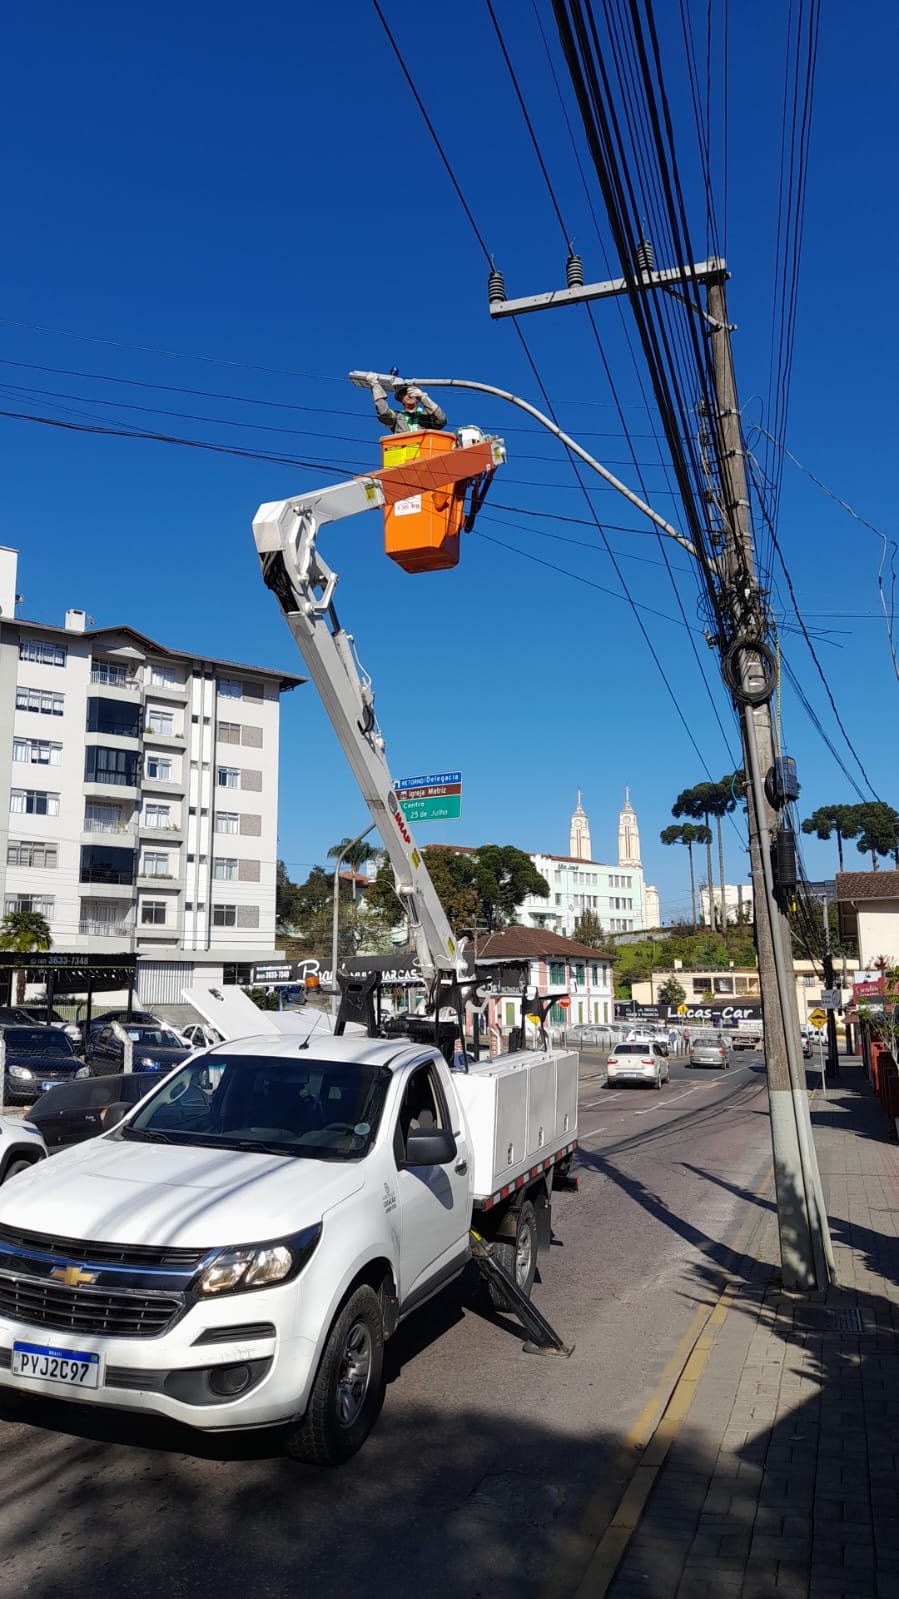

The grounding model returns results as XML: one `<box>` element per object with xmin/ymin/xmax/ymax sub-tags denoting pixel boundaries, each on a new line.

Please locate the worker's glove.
<box><xmin>370</xmin><ymin>380</ymin><xmax>386</xmax><ymax>402</ymax></box>
<box><xmin>403</xmin><ymin>385</ymin><xmax>423</xmax><ymax>401</ymax></box>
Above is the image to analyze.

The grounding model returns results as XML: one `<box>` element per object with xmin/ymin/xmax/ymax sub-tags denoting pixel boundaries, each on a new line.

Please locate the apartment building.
<box><xmin>0</xmin><ymin>549</ymin><xmax>302</xmax><ymax>1003</ymax></box>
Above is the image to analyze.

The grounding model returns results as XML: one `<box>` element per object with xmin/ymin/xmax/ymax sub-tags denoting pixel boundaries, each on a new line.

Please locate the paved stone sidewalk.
<box><xmin>607</xmin><ymin>1059</ymin><xmax>899</xmax><ymax>1599</ymax></box>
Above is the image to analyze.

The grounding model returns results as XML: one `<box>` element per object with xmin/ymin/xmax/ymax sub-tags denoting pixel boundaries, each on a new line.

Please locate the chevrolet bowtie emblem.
<box><xmin>49</xmin><ymin>1264</ymin><xmax>98</xmax><ymax>1287</ymax></box>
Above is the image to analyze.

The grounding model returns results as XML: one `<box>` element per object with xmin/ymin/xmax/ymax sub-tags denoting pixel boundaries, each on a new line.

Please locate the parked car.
<box><xmin>0</xmin><ymin>1007</ymin><xmax>40</xmax><ymax>1028</ymax></box>
<box><xmin>85</xmin><ymin>1023</ymin><xmax>193</xmax><ymax>1075</ymax></box>
<box><xmin>180</xmin><ymin>1021</ymin><xmax>224</xmax><ymax>1050</ymax></box>
<box><xmin>16</xmin><ymin>1006</ymin><xmax>83</xmax><ymax>1050</ymax></box>
<box><xmin>689</xmin><ymin>1032</ymin><xmax>731</xmax><ymax>1069</ymax></box>
<box><xmin>800</xmin><ymin>1028</ymin><xmax>813</xmax><ymax>1059</ymax></box>
<box><xmin>0</xmin><ymin>1027</ymin><xmax>86</xmax><ymax>1104</ymax></box>
<box><xmin>29</xmin><ymin>1072</ymin><xmax>160</xmax><ymax>1149</ymax></box>
<box><xmin>79</xmin><ymin>1007</ymin><xmax>163</xmax><ymax>1040</ymax></box>
<box><xmin>0</xmin><ymin>1113</ymin><xmax>47</xmax><ymax>1181</ymax></box>
<box><xmin>606</xmin><ymin>1041</ymin><xmax>670</xmax><ymax>1089</ymax></box>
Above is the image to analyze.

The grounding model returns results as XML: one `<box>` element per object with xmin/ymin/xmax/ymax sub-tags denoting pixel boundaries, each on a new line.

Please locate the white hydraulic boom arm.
<box><xmin>253</xmin><ymin>461</ymin><xmax>497</xmax><ymax>988</ymax></box>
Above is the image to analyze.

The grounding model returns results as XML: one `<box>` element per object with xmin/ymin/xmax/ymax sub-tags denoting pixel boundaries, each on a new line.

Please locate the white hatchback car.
<box><xmin>606</xmin><ymin>1041</ymin><xmax>670</xmax><ymax>1090</ymax></box>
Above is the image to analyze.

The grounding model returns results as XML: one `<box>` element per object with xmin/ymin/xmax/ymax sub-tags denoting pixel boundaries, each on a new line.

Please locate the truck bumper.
<box><xmin>0</xmin><ymin>1303</ymin><xmax>319</xmax><ymax>1432</ymax></box>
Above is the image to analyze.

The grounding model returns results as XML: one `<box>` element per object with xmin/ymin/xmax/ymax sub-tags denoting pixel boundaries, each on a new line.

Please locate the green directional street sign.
<box><xmin>395</xmin><ymin>771</ymin><xmax>463</xmax><ymax>825</ymax></box>
<box><xmin>399</xmin><ymin>794</ymin><xmax>462</xmax><ymax>824</ymax></box>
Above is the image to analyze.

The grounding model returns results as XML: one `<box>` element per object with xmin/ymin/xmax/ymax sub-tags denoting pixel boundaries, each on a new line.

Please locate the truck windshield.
<box><xmin>121</xmin><ymin>1054</ymin><xmax>391</xmax><ymax>1160</ymax></box>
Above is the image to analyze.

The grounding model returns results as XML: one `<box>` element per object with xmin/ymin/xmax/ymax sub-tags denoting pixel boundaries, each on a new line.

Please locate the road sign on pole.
<box><xmin>395</xmin><ymin>772</ymin><xmax>462</xmax><ymax>824</ymax></box>
<box><xmin>820</xmin><ymin>990</ymin><xmax>842</xmax><ymax>1010</ymax></box>
<box><xmin>808</xmin><ymin>1008</ymin><xmax>827</xmax><ymax>1030</ymax></box>
<box><xmin>677</xmin><ymin>1003</ymin><xmax>688</xmax><ymax>1016</ymax></box>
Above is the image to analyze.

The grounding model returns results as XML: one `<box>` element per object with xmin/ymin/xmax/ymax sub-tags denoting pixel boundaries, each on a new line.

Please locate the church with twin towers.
<box><xmin>518</xmin><ymin>790</ymin><xmax>660</xmax><ymax>937</ymax></box>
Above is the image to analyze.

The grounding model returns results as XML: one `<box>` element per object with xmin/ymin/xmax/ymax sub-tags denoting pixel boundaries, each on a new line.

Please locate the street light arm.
<box><xmin>352</xmin><ymin>371</ymin><xmax>699</xmax><ymax>560</ymax></box>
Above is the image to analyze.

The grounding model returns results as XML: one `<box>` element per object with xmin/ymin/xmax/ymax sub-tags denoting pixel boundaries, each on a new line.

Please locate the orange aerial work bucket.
<box><xmin>380</xmin><ymin>430</ymin><xmax>465</xmax><ymax>573</ymax></box>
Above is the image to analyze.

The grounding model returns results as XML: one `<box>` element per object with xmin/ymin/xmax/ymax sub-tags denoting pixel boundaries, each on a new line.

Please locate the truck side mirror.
<box><xmin>402</xmin><ymin>1127</ymin><xmax>457</xmax><ymax>1167</ymax></box>
<box><xmin>102</xmin><ymin>1102</ymin><xmax>131</xmax><ymax>1131</ymax></box>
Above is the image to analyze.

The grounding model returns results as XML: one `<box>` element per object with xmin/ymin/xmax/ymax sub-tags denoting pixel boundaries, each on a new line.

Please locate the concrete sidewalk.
<box><xmin>604</xmin><ymin>1059</ymin><xmax>899</xmax><ymax>1599</ymax></box>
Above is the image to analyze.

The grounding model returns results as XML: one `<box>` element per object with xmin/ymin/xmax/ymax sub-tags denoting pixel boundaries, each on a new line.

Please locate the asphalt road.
<box><xmin>0</xmin><ymin>1049</ymin><xmax>773</xmax><ymax>1599</ymax></box>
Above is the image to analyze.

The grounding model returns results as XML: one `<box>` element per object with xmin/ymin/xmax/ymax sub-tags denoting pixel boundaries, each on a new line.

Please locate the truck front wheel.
<box><xmin>286</xmin><ymin>1284</ymin><xmax>385</xmax><ymax>1467</ymax></box>
<box><xmin>488</xmin><ymin>1199</ymin><xmax>537</xmax><ymax>1311</ymax></box>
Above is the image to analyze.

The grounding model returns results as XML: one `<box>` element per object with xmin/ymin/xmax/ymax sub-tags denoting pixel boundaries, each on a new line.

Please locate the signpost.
<box><xmin>395</xmin><ymin>771</ymin><xmax>462</xmax><ymax>824</ymax></box>
<box><xmin>808</xmin><ymin>1008</ymin><xmax>827</xmax><ymax>1097</ymax></box>
<box><xmin>820</xmin><ymin>990</ymin><xmax>842</xmax><ymax>1010</ymax></box>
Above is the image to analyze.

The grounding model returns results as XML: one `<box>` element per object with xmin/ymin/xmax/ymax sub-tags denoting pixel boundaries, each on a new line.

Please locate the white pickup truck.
<box><xmin>0</xmin><ymin>1033</ymin><xmax>577</xmax><ymax>1464</ymax></box>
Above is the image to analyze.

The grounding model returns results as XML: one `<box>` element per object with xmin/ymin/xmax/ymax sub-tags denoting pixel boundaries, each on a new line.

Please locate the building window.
<box><xmin>575</xmin><ymin>964</ymin><xmax>585</xmax><ymax>984</ymax></box>
<box><xmin>217</xmin><ymin>766</ymin><xmax>239</xmax><ymax>788</ymax></box>
<box><xmin>212</xmin><ymin>904</ymin><xmax>237</xmax><ymax>927</ymax></box>
<box><xmin>214</xmin><ymin>858</ymin><xmax>238</xmax><ymax>881</ymax></box>
<box><xmin>218</xmin><ymin>679</ymin><xmax>241</xmax><ymax>700</ymax></box>
<box><xmin>150</xmin><ymin>666</ymin><xmax>176</xmax><ymax>687</ymax></box>
<box><xmin>85</xmin><ymin>747</ymin><xmax>139</xmax><ymax>787</ymax></box>
<box><xmin>142</xmin><ymin>852</ymin><xmax>169</xmax><ymax>877</ymax></box>
<box><xmin>218</xmin><ymin>721</ymin><xmax>241</xmax><ymax>745</ymax></box>
<box><xmin>550</xmin><ymin>961</ymin><xmax>565</xmax><ymax>985</ymax></box>
<box><xmin>5</xmin><ymin>894</ymin><xmax>54</xmax><ymax>917</ymax></box>
<box><xmin>145</xmin><ymin>755</ymin><xmax>172</xmax><ymax>781</ymax></box>
<box><xmin>143</xmin><ymin>804</ymin><xmax>172</xmax><ymax>828</ymax></box>
<box><xmin>10</xmin><ymin>790</ymin><xmax>60</xmax><ymax>817</ymax></box>
<box><xmin>16</xmin><ymin>687</ymin><xmax>64</xmax><ymax>716</ymax></box>
<box><xmin>215</xmin><ymin>812</ymin><xmax>239</xmax><ymax>835</ymax></box>
<box><xmin>90</xmin><ymin>660</ymin><xmax>127</xmax><ymax>685</ymax></box>
<box><xmin>141</xmin><ymin>901</ymin><xmax>167</xmax><ymax>926</ymax></box>
<box><xmin>19</xmin><ymin>640</ymin><xmax>66</xmax><ymax>668</ymax></box>
<box><xmin>146</xmin><ymin>709</ymin><xmax>174</xmax><ymax>736</ymax></box>
<box><xmin>86</xmin><ymin>699</ymin><xmax>141</xmax><ymax>738</ymax></box>
<box><xmin>80</xmin><ymin>845</ymin><xmax>136</xmax><ymax>886</ymax></box>
<box><xmin>7</xmin><ymin>841</ymin><xmax>58</xmax><ymax>869</ymax></box>
<box><xmin>13</xmin><ymin>739</ymin><xmax>62</xmax><ymax>766</ymax></box>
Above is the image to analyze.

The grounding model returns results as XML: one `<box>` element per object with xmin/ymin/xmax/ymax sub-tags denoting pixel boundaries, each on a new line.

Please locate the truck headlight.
<box><xmin>196</xmin><ymin>1225</ymin><xmax>322</xmax><ymax>1297</ymax></box>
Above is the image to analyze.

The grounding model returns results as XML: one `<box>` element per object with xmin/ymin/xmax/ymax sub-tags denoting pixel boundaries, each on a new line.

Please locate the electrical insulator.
<box><xmin>487</xmin><ymin>265</ymin><xmax>506</xmax><ymax>304</ymax></box>
<box><xmin>635</xmin><ymin>237</ymin><xmax>655</xmax><ymax>274</ymax></box>
<box><xmin>566</xmin><ymin>252</ymin><xmax>584</xmax><ymax>288</ymax></box>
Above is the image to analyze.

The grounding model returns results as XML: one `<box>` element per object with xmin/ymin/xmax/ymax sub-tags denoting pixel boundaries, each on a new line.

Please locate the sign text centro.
<box><xmin>395</xmin><ymin>772</ymin><xmax>462</xmax><ymax>824</ymax></box>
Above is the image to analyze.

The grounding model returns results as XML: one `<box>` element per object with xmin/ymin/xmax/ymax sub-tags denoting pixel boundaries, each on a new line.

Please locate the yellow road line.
<box><xmin>546</xmin><ymin>1160</ymin><xmax>775</xmax><ymax>1599</ymax></box>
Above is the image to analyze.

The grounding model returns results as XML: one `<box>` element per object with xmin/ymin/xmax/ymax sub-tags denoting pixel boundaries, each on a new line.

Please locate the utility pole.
<box><xmin>706</xmin><ymin>273</ymin><xmax>832</xmax><ymax>1288</ymax></box>
<box><xmin>464</xmin><ymin>253</ymin><xmax>833</xmax><ymax>1289</ymax></box>
<box><xmin>821</xmin><ymin>893</ymin><xmax>839</xmax><ymax>1074</ymax></box>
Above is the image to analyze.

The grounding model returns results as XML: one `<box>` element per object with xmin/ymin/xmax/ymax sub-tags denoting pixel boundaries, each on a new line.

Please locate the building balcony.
<box><xmin>84</xmin><ymin>779</ymin><xmax>139</xmax><ymax>801</ymax></box>
<box><xmin>146</xmin><ymin>680</ymin><xmax>188</xmax><ymax>702</ymax></box>
<box><xmin>81</xmin><ymin>816</ymin><xmax>138</xmax><ymax>840</ymax></box>
<box><xmin>140</xmin><ymin>777</ymin><xmax>184</xmax><ymax>799</ymax></box>
<box><xmin>142</xmin><ymin>729</ymin><xmax>185</xmax><ymax>749</ymax></box>
<box><xmin>137</xmin><ymin>820</ymin><xmax>183</xmax><ymax>841</ymax></box>
<box><xmin>89</xmin><ymin>669</ymin><xmax>141</xmax><ymax>694</ymax></box>
<box><xmin>79</xmin><ymin>877</ymin><xmax>135</xmax><ymax>898</ymax></box>
<box><xmin>79</xmin><ymin>919</ymin><xmax>132</xmax><ymax>938</ymax></box>
<box><xmin>136</xmin><ymin>873</ymin><xmax>181</xmax><ymax>889</ymax></box>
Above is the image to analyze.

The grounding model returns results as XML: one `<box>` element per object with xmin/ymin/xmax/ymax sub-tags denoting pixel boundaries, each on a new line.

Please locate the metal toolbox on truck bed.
<box><xmin>453</xmin><ymin>1050</ymin><xmax>579</xmax><ymax>1201</ymax></box>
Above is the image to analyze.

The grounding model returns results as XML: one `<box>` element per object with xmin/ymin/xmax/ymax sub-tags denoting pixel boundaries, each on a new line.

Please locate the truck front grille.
<box><xmin>0</xmin><ymin>1272</ymin><xmax>182</xmax><ymax>1338</ymax></box>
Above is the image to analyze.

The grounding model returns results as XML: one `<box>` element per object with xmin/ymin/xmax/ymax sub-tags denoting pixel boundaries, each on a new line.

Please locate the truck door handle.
<box><xmin>455</xmin><ymin>1158</ymin><xmax>468</xmax><ymax>1175</ymax></box>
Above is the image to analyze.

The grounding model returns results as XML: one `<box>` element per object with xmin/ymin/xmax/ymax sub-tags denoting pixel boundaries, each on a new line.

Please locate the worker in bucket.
<box><xmin>370</xmin><ymin>377</ymin><xmax>447</xmax><ymax>434</ymax></box>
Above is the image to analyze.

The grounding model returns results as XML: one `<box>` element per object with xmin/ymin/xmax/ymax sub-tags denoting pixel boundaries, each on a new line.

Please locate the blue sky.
<box><xmin>2</xmin><ymin>1</ymin><xmax>896</xmax><ymax>923</ymax></box>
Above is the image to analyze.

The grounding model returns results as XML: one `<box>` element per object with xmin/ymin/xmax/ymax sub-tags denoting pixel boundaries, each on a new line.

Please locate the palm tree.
<box><xmin>0</xmin><ymin>911</ymin><xmax>52</xmax><ymax>1003</ymax></box>
<box><xmin>327</xmin><ymin>837</ymin><xmax>381</xmax><ymax>904</ymax></box>
<box><xmin>672</xmin><ymin>786</ymin><xmax>717</xmax><ymax>930</ymax></box>
<box><xmin>660</xmin><ymin>822</ymin><xmax>712</xmax><ymax>931</ymax></box>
